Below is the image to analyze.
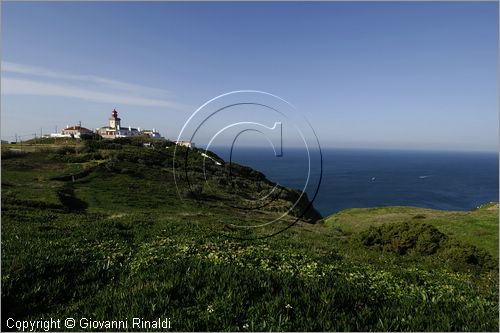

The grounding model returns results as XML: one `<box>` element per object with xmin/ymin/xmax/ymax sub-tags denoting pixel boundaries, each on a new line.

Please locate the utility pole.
<box><xmin>15</xmin><ymin>133</ymin><xmax>17</xmax><ymax>144</ymax></box>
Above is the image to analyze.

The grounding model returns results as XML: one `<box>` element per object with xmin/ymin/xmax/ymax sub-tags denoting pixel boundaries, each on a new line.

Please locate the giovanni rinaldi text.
<box><xmin>6</xmin><ymin>317</ymin><xmax>172</xmax><ymax>331</ymax></box>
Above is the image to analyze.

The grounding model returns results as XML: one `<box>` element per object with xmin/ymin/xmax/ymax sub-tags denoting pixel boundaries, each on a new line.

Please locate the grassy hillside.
<box><xmin>325</xmin><ymin>203</ymin><xmax>499</xmax><ymax>258</ymax></box>
<box><xmin>1</xmin><ymin>140</ymin><xmax>498</xmax><ymax>331</ymax></box>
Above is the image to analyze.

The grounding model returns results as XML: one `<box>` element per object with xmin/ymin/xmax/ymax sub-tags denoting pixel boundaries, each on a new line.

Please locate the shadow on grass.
<box><xmin>57</xmin><ymin>185</ymin><xmax>88</xmax><ymax>213</ymax></box>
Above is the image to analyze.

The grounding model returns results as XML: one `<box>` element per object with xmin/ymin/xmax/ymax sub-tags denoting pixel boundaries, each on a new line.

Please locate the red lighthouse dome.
<box><xmin>111</xmin><ymin>109</ymin><xmax>118</xmax><ymax>119</ymax></box>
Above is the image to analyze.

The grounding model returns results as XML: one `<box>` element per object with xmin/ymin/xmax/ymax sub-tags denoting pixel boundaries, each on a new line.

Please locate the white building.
<box><xmin>175</xmin><ymin>140</ymin><xmax>195</xmax><ymax>148</ymax></box>
<box><xmin>50</xmin><ymin>123</ymin><xmax>93</xmax><ymax>138</ymax></box>
<box><xmin>142</xmin><ymin>129</ymin><xmax>163</xmax><ymax>139</ymax></box>
<box><xmin>96</xmin><ymin>109</ymin><xmax>141</xmax><ymax>139</ymax></box>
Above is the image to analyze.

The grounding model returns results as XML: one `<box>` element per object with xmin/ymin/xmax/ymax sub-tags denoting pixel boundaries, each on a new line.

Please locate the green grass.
<box><xmin>325</xmin><ymin>204</ymin><xmax>499</xmax><ymax>258</ymax></box>
<box><xmin>1</xmin><ymin>141</ymin><xmax>498</xmax><ymax>331</ymax></box>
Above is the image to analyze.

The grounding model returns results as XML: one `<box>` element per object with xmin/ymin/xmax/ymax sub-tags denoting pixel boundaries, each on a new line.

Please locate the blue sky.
<box><xmin>1</xmin><ymin>1</ymin><xmax>498</xmax><ymax>151</ymax></box>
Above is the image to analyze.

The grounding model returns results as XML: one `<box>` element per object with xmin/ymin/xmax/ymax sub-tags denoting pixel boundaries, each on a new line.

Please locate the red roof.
<box><xmin>63</xmin><ymin>126</ymin><xmax>92</xmax><ymax>132</ymax></box>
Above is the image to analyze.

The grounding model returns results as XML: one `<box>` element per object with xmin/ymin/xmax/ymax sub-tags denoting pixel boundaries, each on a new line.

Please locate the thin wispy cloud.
<box><xmin>1</xmin><ymin>62</ymin><xmax>186</xmax><ymax>109</ymax></box>
<box><xmin>2</xmin><ymin>77</ymin><xmax>182</xmax><ymax>108</ymax></box>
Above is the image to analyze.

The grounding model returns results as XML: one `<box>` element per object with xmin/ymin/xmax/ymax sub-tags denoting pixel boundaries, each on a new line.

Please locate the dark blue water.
<box><xmin>209</xmin><ymin>147</ymin><xmax>499</xmax><ymax>217</ymax></box>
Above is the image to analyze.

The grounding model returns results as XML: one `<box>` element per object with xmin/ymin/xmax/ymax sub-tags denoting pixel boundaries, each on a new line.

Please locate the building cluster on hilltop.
<box><xmin>50</xmin><ymin>109</ymin><xmax>163</xmax><ymax>140</ymax></box>
<box><xmin>95</xmin><ymin>109</ymin><xmax>162</xmax><ymax>139</ymax></box>
<box><xmin>49</xmin><ymin>108</ymin><xmax>195</xmax><ymax>147</ymax></box>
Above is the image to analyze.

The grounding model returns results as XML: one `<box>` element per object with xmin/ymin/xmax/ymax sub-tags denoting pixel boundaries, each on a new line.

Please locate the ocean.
<box><xmin>210</xmin><ymin>147</ymin><xmax>499</xmax><ymax>217</ymax></box>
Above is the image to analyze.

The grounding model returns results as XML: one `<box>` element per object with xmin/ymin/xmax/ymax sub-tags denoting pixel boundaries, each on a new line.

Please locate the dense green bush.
<box><xmin>360</xmin><ymin>222</ymin><xmax>496</xmax><ymax>270</ymax></box>
<box><xmin>439</xmin><ymin>240</ymin><xmax>495</xmax><ymax>270</ymax></box>
<box><xmin>80</xmin><ymin>133</ymin><xmax>102</xmax><ymax>141</ymax></box>
<box><xmin>360</xmin><ymin>222</ymin><xmax>446</xmax><ymax>255</ymax></box>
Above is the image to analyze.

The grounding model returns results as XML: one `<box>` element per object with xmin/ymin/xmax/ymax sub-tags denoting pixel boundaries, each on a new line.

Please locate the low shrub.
<box><xmin>360</xmin><ymin>222</ymin><xmax>496</xmax><ymax>270</ymax></box>
<box><xmin>439</xmin><ymin>240</ymin><xmax>496</xmax><ymax>270</ymax></box>
<box><xmin>360</xmin><ymin>222</ymin><xmax>446</xmax><ymax>255</ymax></box>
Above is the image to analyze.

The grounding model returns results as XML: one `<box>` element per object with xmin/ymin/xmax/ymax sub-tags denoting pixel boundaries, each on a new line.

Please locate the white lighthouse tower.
<box><xmin>109</xmin><ymin>109</ymin><xmax>121</xmax><ymax>129</ymax></box>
